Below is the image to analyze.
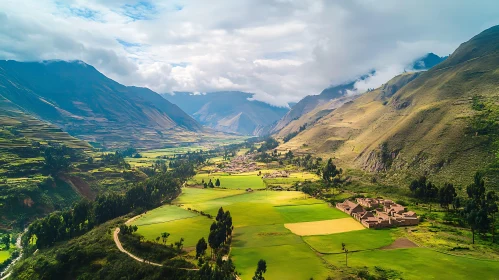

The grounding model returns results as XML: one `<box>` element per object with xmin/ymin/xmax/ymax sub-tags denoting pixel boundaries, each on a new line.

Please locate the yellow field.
<box><xmin>284</xmin><ymin>218</ymin><xmax>365</xmax><ymax>236</ymax></box>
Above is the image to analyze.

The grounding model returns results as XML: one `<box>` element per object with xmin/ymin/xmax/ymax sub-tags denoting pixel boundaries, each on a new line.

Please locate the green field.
<box><xmin>176</xmin><ymin>187</ymin><xmax>246</xmax><ymax>204</ymax></box>
<box><xmin>189</xmin><ymin>173</ymin><xmax>266</xmax><ymax>190</ymax></box>
<box><xmin>135</xmin><ymin>215</ymin><xmax>212</xmax><ymax>248</ymax></box>
<box><xmin>275</xmin><ymin>203</ymin><xmax>349</xmax><ymax>223</ymax></box>
<box><xmin>131</xmin><ymin>185</ymin><xmax>499</xmax><ymax>279</ymax></box>
<box><xmin>324</xmin><ymin>248</ymin><xmax>499</xmax><ymax>280</ymax></box>
<box><xmin>232</xmin><ymin>244</ymin><xmax>330</xmax><ymax>280</ymax></box>
<box><xmin>132</xmin><ymin>205</ymin><xmax>197</xmax><ymax>226</ymax></box>
<box><xmin>0</xmin><ymin>250</ymin><xmax>10</xmax><ymax>263</ymax></box>
<box><xmin>303</xmin><ymin>228</ymin><xmax>397</xmax><ymax>253</ymax></box>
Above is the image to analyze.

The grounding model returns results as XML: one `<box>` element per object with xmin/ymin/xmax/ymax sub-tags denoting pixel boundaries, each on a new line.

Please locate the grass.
<box><xmin>0</xmin><ymin>250</ymin><xmax>10</xmax><ymax>263</ymax></box>
<box><xmin>175</xmin><ymin>187</ymin><xmax>246</xmax><ymax>204</ymax></box>
<box><xmin>231</xmin><ymin>244</ymin><xmax>331</xmax><ymax>280</ymax></box>
<box><xmin>274</xmin><ymin>203</ymin><xmax>349</xmax><ymax>223</ymax></box>
<box><xmin>303</xmin><ymin>229</ymin><xmax>397</xmax><ymax>253</ymax></box>
<box><xmin>324</xmin><ymin>247</ymin><xmax>499</xmax><ymax>280</ymax></box>
<box><xmin>134</xmin><ymin>215</ymin><xmax>212</xmax><ymax>248</ymax></box>
<box><xmin>188</xmin><ymin>173</ymin><xmax>265</xmax><ymax>190</ymax></box>
<box><xmin>132</xmin><ymin>205</ymin><xmax>197</xmax><ymax>226</ymax></box>
<box><xmin>232</xmin><ymin>224</ymin><xmax>302</xmax><ymax>249</ymax></box>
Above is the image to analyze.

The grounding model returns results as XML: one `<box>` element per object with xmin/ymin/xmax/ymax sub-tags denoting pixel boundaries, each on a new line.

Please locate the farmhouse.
<box><xmin>336</xmin><ymin>198</ymin><xmax>419</xmax><ymax>228</ymax></box>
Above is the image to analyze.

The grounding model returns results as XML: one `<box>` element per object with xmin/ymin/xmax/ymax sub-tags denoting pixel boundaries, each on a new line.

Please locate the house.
<box><xmin>336</xmin><ymin>200</ymin><xmax>364</xmax><ymax>215</ymax></box>
<box><xmin>338</xmin><ymin>197</ymin><xmax>419</xmax><ymax>229</ymax></box>
<box><xmin>356</xmin><ymin>197</ymin><xmax>380</xmax><ymax>208</ymax></box>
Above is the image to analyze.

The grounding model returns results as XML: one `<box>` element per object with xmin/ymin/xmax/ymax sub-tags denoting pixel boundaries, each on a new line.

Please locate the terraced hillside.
<box><xmin>0</xmin><ymin>60</ymin><xmax>202</xmax><ymax>149</ymax></box>
<box><xmin>280</xmin><ymin>25</ymin><xmax>499</xmax><ymax>187</ymax></box>
<box><xmin>0</xmin><ymin>95</ymin><xmax>147</xmax><ymax>229</ymax></box>
<box><xmin>0</xmin><ymin>95</ymin><xmax>88</xmax><ymax>228</ymax></box>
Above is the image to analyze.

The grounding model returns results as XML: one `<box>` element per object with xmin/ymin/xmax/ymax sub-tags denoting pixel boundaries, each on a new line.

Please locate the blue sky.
<box><xmin>1</xmin><ymin>0</ymin><xmax>499</xmax><ymax>105</ymax></box>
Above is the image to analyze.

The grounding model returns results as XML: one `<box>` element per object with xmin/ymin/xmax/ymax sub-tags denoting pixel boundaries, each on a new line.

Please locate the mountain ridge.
<box><xmin>162</xmin><ymin>91</ymin><xmax>288</xmax><ymax>136</ymax></box>
<box><xmin>0</xmin><ymin>60</ymin><xmax>202</xmax><ymax>148</ymax></box>
<box><xmin>279</xmin><ymin>26</ymin><xmax>499</xmax><ymax>186</ymax></box>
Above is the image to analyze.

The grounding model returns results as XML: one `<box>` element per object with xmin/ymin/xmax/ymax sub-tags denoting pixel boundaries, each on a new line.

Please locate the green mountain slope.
<box><xmin>0</xmin><ymin>95</ymin><xmax>90</xmax><ymax>229</ymax></box>
<box><xmin>271</xmin><ymin>53</ymin><xmax>446</xmax><ymax>136</ymax></box>
<box><xmin>162</xmin><ymin>91</ymin><xmax>289</xmax><ymax>135</ymax></box>
<box><xmin>280</xmin><ymin>26</ymin><xmax>499</xmax><ymax>187</ymax></box>
<box><xmin>0</xmin><ymin>60</ymin><xmax>202</xmax><ymax>149</ymax></box>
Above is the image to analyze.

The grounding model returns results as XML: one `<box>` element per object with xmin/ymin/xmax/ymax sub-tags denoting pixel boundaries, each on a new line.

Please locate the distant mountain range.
<box><xmin>271</xmin><ymin>53</ymin><xmax>447</xmax><ymax>136</ymax></box>
<box><xmin>162</xmin><ymin>91</ymin><xmax>289</xmax><ymax>136</ymax></box>
<box><xmin>0</xmin><ymin>60</ymin><xmax>203</xmax><ymax>148</ymax></box>
<box><xmin>278</xmin><ymin>27</ymin><xmax>499</xmax><ymax>185</ymax></box>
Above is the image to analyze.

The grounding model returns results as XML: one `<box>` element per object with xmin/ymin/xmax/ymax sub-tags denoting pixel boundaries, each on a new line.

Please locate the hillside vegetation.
<box><xmin>0</xmin><ymin>60</ymin><xmax>202</xmax><ymax>149</ymax></box>
<box><xmin>271</xmin><ymin>53</ymin><xmax>445</xmax><ymax>136</ymax></box>
<box><xmin>280</xmin><ymin>25</ymin><xmax>499</xmax><ymax>187</ymax></box>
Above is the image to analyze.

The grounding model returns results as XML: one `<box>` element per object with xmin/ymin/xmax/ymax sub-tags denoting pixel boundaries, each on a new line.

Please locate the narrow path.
<box><xmin>114</xmin><ymin>215</ymin><xmax>200</xmax><ymax>270</ymax></box>
<box><xmin>113</xmin><ymin>227</ymin><xmax>163</xmax><ymax>266</ymax></box>
<box><xmin>115</xmin><ymin>216</ymin><xmax>243</xmax><ymax>279</ymax></box>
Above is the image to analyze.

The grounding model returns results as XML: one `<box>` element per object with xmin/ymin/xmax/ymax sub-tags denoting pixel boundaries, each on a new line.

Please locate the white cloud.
<box><xmin>1</xmin><ymin>0</ymin><xmax>499</xmax><ymax>106</ymax></box>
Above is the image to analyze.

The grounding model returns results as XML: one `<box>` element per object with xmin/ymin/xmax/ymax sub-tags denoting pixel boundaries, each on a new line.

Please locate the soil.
<box><xmin>380</xmin><ymin>238</ymin><xmax>418</xmax><ymax>250</ymax></box>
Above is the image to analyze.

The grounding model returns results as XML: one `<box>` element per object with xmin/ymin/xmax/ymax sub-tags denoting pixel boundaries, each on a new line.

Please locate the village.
<box><xmin>336</xmin><ymin>197</ymin><xmax>419</xmax><ymax>228</ymax></box>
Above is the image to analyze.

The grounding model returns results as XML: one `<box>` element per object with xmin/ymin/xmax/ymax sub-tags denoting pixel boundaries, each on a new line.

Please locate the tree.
<box><xmin>342</xmin><ymin>243</ymin><xmax>349</xmax><ymax>267</ymax></box>
<box><xmin>252</xmin><ymin>259</ymin><xmax>267</xmax><ymax>280</ymax></box>
<box><xmin>486</xmin><ymin>191</ymin><xmax>498</xmax><ymax>243</ymax></box>
<box><xmin>215</xmin><ymin>178</ymin><xmax>221</xmax><ymax>187</ymax></box>
<box><xmin>196</xmin><ymin>237</ymin><xmax>208</xmax><ymax>258</ymax></box>
<box><xmin>321</xmin><ymin>158</ymin><xmax>339</xmax><ymax>187</ymax></box>
<box><xmin>2</xmin><ymin>234</ymin><xmax>10</xmax><ymax>250</ymax></box>
<box><xmin>463</xmin><ymin>172</ymin><xmax>490</xmax><ymax>244</ymax></box>
<box><xmin>409</xmin><ymin>176</ymin><xmax>439</xmax><ymax>212</ymax></box>
<box><xmin>161</xmin><ymin>232</ymin><xmax>170</xmax><ymax>244</ymax></box>
<box><xmin>174</xmin><ymin>237</ymin><xmax>184</xmax><ymax>252</ymax></box>
<box><xmin>439</xmin><ymin>183</ymin><xmax>457</xmax><ymax>211</ymax></box>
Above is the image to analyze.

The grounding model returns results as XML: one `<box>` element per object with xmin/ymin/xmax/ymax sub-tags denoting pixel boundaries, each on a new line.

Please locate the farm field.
<box><xmin>0</xmin><ymin>250</ymin><xmax>10</xmax><ymax>263</ymax></box>
<box><xmin>303</xmin><ymin>228</ymin><xmax>397</xmax><ymax>253</ymax></box>
<box><xmin>132</xmin><ymin>187</ymin><xmax>358</xmax><ymax>279</ymax></box>
<box><xmin>285</xmin><ymin>218</ymin><xmax>365</xmax><ymax>236</ymax></box>
<box><xmin>134</xmin><ymin>210</ymin><xmax>212</xmax><ymax>248</ymax></box>
<box><xmin>188</xmin><ymin>173</ymin><xmax>266</xmax><ymax>190</ymax></box>
<box><xmin>324</xmin><ymin>247</ymin><xmax>499</xmax><ymax>280</ymax></box>
<box><xmin>127</xmin><ymin>185</ymin><xmax>499</xmax><ymax>279</ymax></box>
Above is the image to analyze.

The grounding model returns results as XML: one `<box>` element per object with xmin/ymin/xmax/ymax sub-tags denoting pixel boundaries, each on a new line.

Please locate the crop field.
<box><xmin>130</xmin><ymin>200</ymin><xmax>219</xmax><ymax>249</ymax></box>
<box><xmin>285</xmin><ymin>218</ymin><xmax>365</xmax><ymax>236</ymax></box>
<box><xmin>188</xmin><ymin>173</ymin><xmax>266</xmax><ymax>190</ymax></box>
<box><xmin>131</xmin><ymin>185</ymin><xmax>499</xmax><ymax>279</ymax></box>
<box><xmin>0</xmin><ymin>250</ymin><xmax>10</xmax><ymax>263</ymax></box>
<box><xmin>324</xmin><ymin>247</ymin><xmax>499</xmax><ymax>280</ymax></box>
<box><xmin>303</xmin><ymin>228</ymin><xmax>397</xmax><ymax>253</ymax></box>
<box><xmin>132</xmin><ymin>205</ymin><xmax>197</xmax><ymax>226</ymax></box>
<box><xmin>275</xmin><ymin>203</ymin><xmax>349</xmax><ymax>223</ymax></box>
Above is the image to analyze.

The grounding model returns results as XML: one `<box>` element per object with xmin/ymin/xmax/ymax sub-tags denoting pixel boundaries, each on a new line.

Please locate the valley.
<box><xmin>1</xmin><ymin>8</ymin><xmax>499</xmax><ymax>280</ymax></box>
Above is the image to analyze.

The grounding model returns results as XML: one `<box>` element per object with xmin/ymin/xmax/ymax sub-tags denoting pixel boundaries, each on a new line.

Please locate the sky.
<box><xmin>1</xmin><ymin>0</ymin><xmax>499</xmax><ymax>106</ymax></box>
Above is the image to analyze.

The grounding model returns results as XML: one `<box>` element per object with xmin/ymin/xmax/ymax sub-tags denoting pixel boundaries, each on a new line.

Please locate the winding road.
<box><xmin>113</xmin><ymin>215</ymin><xmax>199</xmax><ymax>270</ymax></box>
<box><xmin>113</xmin><ymin>215</ymin><xmax>242</xmax><ymax>280</ymax></box>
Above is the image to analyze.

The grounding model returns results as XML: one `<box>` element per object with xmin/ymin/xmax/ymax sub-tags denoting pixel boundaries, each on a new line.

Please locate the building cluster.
<box><xmin>262</xmin><ymin>170</ymin><xmax>289</xmax><ymax>179</ymax></box>
<box><xmin>336</xmin><ymin>197</ymin><xmax>419</xmax><ymax>228</ymax></box>
<box><xmin>212</xmin><ymin>155</ymin><xmax>259</xmax><ymax>173</ymax></box>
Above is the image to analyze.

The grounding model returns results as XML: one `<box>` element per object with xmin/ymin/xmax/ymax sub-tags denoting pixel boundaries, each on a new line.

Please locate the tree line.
<box><xmin>24</xmin><ymin>172</ymin><xmax>183</xmax><ymax>249</ymax></box>
<box><xmin>409</xmin><ymin>173</ymin><xmax>498</xmax><ymax>244</ymax></box>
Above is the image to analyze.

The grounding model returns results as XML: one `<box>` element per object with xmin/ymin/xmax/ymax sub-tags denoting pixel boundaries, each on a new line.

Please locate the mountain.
<box><xmin>0</xmin><ymin>60</ymin><xmax>202</xmax><ymax>149</ymax></box>
<box><xmin>270</xmin><ymin>82</ymin><xmax>355</xmax><ymax>134</ymax></box>
<box><xmin>279</xmin><ymin>25</ymin><xmax>499</xmax><ymax>186</ymax></box>
<box><xmin>162</xmin><ymin>91</ymin><xmax>289</xmax><ymax>135</ymax></box>
<box><xmin>411</xmin><ymin>52</ymin><xmax>448</xmax><ymax>70</ymax></box>
<box><xmin>271</xmin><ymin>53</ymin><xmax>447</xmax><ymax>136</ymax></box>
